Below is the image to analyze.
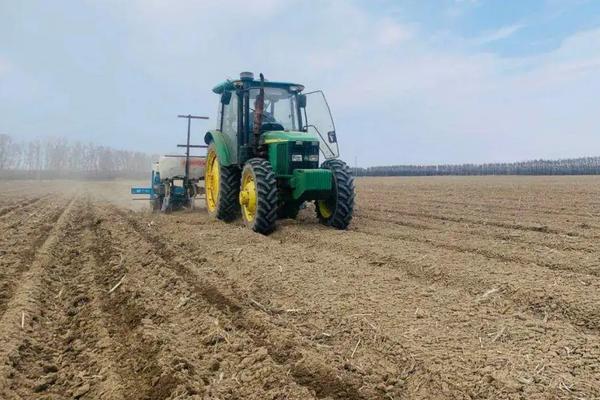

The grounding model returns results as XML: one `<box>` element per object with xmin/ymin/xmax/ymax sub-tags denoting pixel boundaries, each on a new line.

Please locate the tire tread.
<box><xmin>216</xmin><ymin>165</ymin><xmax>241</xmax><ymax>221</ymax></box>
<box><xmin>244</xmin><ymin>158</ymin><xmax>277</xmax><ymax>234</ymax></box>
<box><xmin>316</xmin><ymin>159</ymin><xmax>355</xmax><ymax>229</ymax></box>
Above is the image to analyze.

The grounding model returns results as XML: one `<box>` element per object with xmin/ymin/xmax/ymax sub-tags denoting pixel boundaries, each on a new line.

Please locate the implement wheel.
<box><xmin>316</xmin><ymin>159</ymin><xmax>355</xmax><ymax>229</ymax></box>
<box><xmin>150</xmin><ymin>196</ymin><xmax>163</xmax><ymax>212</ymax></box>
<box><xmin>205</xmin><ymin>144</ymin><xmax>240</xmax><ymax>221</ymax></box>
<box><xmin>239</xmin><ymin>158</ymin><xmax>277</xmax><ymax>234</ymax></box>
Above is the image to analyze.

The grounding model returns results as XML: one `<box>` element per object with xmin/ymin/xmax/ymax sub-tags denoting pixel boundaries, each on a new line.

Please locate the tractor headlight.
<box><xmin>307</xmin><ymin>155</ymin><xmax>319</xmax><ymax>162</ymax></box>
<box><xmin>291</xmin><ymin>154</ymin><xmax>303</xmax><ymax>162</ymax></box>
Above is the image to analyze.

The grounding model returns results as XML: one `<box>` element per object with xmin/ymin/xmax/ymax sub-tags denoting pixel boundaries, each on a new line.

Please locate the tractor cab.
<box><xmin>204</xmin><ymin>72</ymin><xmax>354</xmax><ymax>234</ymax></box>
<box><xmin>211</xmin><ymin>72</ymin><xmax>339</xmax><ymax>164</ymax></box>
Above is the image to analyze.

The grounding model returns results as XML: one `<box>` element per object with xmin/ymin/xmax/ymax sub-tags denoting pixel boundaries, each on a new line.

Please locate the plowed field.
<box><xmin>0</xmin><ymin>177</ymin><xmax>599</xmax><ymax>399</ymax></box>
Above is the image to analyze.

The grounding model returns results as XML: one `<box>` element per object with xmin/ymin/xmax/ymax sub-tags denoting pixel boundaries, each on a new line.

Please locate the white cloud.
<box><xmin>377</xmin><ymin>19</ymin><xmax>413</xmax><ymax>46</ymax></box>
<box><xmin>3</xmin><ymin>0</ymin><xmax>599</xmax><ymax>164</ymax></box>
<box><xmin>0</xmin><ymin>58</ymin><xmax>10</xmax><ymax>76</ymax></box>
<box><xmin>305</xmin><ymin>16</ymin><xmax>600</xmax><ymax>163</ymax></box>
<box><xmin>93</xmin><ymin>3</ymin><xmax>600</xmax><ymax>163</ymax></box>
<box><xmin>474</xmin><ymin>24</ymin><xmax>524</xmax><ymax>45</ymax></box>
<box><xmin>129</xmin><ymin>0</ymin><xmax>284</xmax><ymax>21</ymax></box>
<box><xmin>446</xmin><ymin>0</ymin><xmax>480</xmax><ymax>18</ymax></box>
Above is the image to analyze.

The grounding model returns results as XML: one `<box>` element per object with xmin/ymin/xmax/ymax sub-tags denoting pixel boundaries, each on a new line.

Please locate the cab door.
<box><xmin>218</xmin><ymin>91</ymin><xmax>239</xmax><ymax>163</ymax></box>
<box><xmin>303</xmin><ymin>91</ymin><xmax>339</xmax><ymax>159</ymax></box>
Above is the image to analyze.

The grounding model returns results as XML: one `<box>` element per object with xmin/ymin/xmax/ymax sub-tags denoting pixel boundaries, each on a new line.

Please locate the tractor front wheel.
<box><xmin>239</xmin><ymin>158</ymin><xmax>277</xmax><ymax>234</ymax></box>
<box><xmin>205</xmin><ymin>144</ymin><xmax>240</xmax><ymax>221</ymax></box>
<box><xmin>316</xmin><ymin>159</ymin><xmax>355</xmax><ymax>229</ymax></box>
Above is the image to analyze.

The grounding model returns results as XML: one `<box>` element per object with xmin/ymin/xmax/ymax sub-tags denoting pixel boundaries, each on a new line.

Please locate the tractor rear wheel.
<box><xmin>239</xmin><ymin>158</ymin><xmax>277</xmax><ymax>234</ymax></box>
<box><xmin>316</xmin><ymin>159</ymin><xmax>355</xmax><ymax>229</ymax></box>
<box><xmin>205</xmin><ymin>144</ymin><xmax>240</xmax><ymax>221</ymax></box>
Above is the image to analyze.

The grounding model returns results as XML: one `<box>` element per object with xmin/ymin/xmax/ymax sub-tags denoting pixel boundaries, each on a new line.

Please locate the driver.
<box><xmin>249</xmin><ymin>100</ymin><xmax>281</xmax><ymax>132</ymax></box>
<box><xmin>250</xmin><ymin>109</ymin><xmax>277</xmax><ymax>125</ymax></box>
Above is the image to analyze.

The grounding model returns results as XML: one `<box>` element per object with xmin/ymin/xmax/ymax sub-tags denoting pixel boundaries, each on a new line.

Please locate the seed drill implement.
<box><xmin>131</xmin><ymin>115</ymin><xmax>208</xmax><ymax>212</ymax></box>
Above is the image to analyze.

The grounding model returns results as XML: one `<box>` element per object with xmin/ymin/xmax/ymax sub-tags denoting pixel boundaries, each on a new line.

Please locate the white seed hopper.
<box><xmin>156</xmin><ymin>155</ymin><xmax>205</xmax><ymax>180</ymax></box>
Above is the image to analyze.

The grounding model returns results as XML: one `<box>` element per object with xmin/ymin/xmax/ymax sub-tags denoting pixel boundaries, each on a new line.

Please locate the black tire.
<box><xmin>205</xmin><ymin>144</ymin><xmax>240</xmax><ymax>222</ymax></box>
<box><xmin>161</xmin><ymin>194</ymin><xmax>172</xmax><ymax>213</ymax></box>
<box><xmin>277</xmin><ymin>201</ymin><xmax>302</xmax><ymax>219</ymax></box>
<box><xmin>150</xmin><ymin>195</ymin><xmax>163</xmax><ymax>212</ymax></box>
<box><xmin>184</xmin><ymin>185</ymin><xmax>196</xmax><ymax>210</ymax></box>
<box><xmin>316</xmin><ymin>159</ymin><xmax>355</xmax><ymax>229</ymax></box>
<box><xmin>217</xmin><ymin>165</ymin><xmax>241</xmax><ymax>221</ymax></box>
<box><xmin>240</xmin><ymin>158</ymin><xmax>277</xmax><ymax>234</ymax></box>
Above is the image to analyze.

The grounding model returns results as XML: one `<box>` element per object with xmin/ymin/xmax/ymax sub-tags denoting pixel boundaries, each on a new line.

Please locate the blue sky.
<box><xmin>1</xmin><ymin>0</ymin><xmax>599</xmax><ymax>166</ymax></box>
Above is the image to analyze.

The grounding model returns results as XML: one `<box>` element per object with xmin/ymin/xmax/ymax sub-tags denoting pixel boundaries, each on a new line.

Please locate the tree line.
<box><xmin>0</xmin><ymin>134</ymin><xmax>157</xmax><ymax>179</ymax></box>
<box><xmin>2</xmin><ymin>133</ymin><xmax>599</xmax><ymax>178</ymax></box>
<box><xmin>354</xmin><ymin>157</ymin><xmax>600</xmax><ymax>176</ymax></box>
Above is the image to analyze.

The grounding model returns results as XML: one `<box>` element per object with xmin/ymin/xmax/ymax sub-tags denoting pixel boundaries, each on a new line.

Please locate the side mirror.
<box><xmin>327</xmin><ymin>131</ymin><xmax>337</xmax><ymax>143</ymax></box>
<box><xmin>221</xmin><ymin>91</ymin><xmax>232</xmax><ymax>105</ymax></box>
<box><xmin>297</xmin><ymin>94</ymin><xmax>306</xmax><ymax>108</ymax></box>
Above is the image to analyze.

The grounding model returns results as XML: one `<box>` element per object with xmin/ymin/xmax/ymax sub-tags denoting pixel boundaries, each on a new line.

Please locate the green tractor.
<box><xmin>204</xmin><ymin>72</ymin><xmax>354</xmax><ymax>234</ymax></box>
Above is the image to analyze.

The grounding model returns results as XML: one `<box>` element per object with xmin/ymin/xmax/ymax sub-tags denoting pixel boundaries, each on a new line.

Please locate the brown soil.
<box><xmin>0</xmin><ymin>176</ymin><xmax>599</xmax><ymax>399</ymax></box>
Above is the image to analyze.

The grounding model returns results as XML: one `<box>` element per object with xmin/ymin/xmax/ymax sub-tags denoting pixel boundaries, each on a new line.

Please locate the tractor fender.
<box><xmin>204</xmin><ymin>130</ymin><xmax>233</xmax><ymax>166</ymax></box>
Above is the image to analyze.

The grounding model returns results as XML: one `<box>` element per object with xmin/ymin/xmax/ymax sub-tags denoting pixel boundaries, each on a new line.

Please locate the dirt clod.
<box><xmin>73</xmin><ymin>382</ymin><xmax>90</xmax><ymax>398</ymax></box>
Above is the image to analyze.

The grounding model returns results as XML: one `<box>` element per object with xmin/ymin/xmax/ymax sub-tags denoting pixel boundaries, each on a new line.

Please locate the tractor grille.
<box><xmin>276</xmin><ymin>143</ymin><xmax>289</xmax><ymax>174</ymax></box>
<box><xmin>272</xmin><ymin>142</ymin><xmax>319</xmax><ymax>175</ymax></box>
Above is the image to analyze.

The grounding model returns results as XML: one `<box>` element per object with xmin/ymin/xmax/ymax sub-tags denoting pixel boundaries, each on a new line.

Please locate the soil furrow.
<box><xmin>295</xmin><ymin>222</ymin><xmax>600</xmax><ymax>335</ymax></box>
<box><xmin>357</xmin><ymin>211</ymin><xmax>599</xmax><ymax>254</ymax></box>
<box><xmin>2</xmin><ymin>177</ymin><xmax>599</xmax><ymax>400</ymax></box>
<box><xmin>0</xmin><ymin>195</ymin><xmax>78</xmax><ymax>399</ymax></box>
<box><xmin>362</xmin><ymin>192</ymin><xmax>600</xmax><ymax>220</ymax></box>
<box><xmin>0</xmin><ymin>199</ymin><xmax>72</xmax><ymax>318</ymax></box>
<box><xmin>89</xmin><ymin>203</ymin><xmax>320</xmax><ymax>399</ymax></box>
<box><xmin>5</xmin><ymin>198</ymin><xmax>128</xmax><ymax>399</ymax></box>
<box><xmin>87</xmin><ymin>204</ymin><xmax>179</xmax><ymax>400</ymax></box>
<box><xmin>0</xmin><ymin>195</ymin><xmax>50</xmax><ymax>219</ymax></box>
<box><xmin>384</xmin><ymin>208</ymin><xmax>585</xmax><ymax>237</ymax></box>
<box><xmin>114</xmin><ymin>208</ymin><xmax>388</xmax><ymax>400</ymax></box>
<box><xmin>353</xmin><ymin>215</ymin><xmax>600</xmax><ymax>277</ymax></box>
<box><xmin>148</xmin><ymin>212</ymin><xmax>600</xmax><ymax>399</ymax></box>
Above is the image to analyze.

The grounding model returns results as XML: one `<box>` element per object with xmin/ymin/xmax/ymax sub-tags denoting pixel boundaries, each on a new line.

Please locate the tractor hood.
<box><xmin>261</xmin><ymin>131</ymin><xmax>320</xmax><ymax>145</ymax></box>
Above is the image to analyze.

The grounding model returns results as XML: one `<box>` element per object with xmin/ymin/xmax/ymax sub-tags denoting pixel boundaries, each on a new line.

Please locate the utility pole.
<box><xmin>176</xmin><ymin>114</ymin><xmax>209</xmax><ymax>182</ymax></box>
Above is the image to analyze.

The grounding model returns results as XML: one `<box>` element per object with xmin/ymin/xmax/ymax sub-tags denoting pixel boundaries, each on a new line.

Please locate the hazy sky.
<box><xmin>1</xmin><ymin>1</ymin><xmax>599</xmax><ymax>166</ymax></box>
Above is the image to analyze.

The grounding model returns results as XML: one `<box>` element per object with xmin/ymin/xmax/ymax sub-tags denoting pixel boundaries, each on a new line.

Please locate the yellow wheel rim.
<box><xmin>239</xmin><ymin>170</ymin><xmax>257</xmax><ymax>222</ymax></box>
<box><xmin>318</xmin><ymin>200</ymin><xmax>333</xmax><ymax>219</ymax></box>
<box><xmin>205</xmin><ymin>149</ymin><xmax>220</xmax><ymax>212</ymax></box>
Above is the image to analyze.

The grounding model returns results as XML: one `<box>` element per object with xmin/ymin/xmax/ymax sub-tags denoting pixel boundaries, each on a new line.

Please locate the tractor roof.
<box><xmin>212</xmin><ymin>79</ymin><xmax>304</xmax><ymax>94</ymax></box>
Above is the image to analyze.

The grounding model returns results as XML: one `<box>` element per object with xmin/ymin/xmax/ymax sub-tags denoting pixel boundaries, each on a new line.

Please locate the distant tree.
<box><xmin>0</xmin><ymin>134</ymin><xmax>158</xmax><ymax>179</ymax></box>
<box><xmin>361</xmin><ymin>157</ymin><xmax>600</xmax><ymax>177</ymax></box>
<box><xmin>0</xmin><ymin>134</ymin><xmax>13</xmax><ymax>170</ymax></box>
<box><xmin>3</xmin><ymin>134</ymin><xmax>600</xmax><ymax>179</ymax></box>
